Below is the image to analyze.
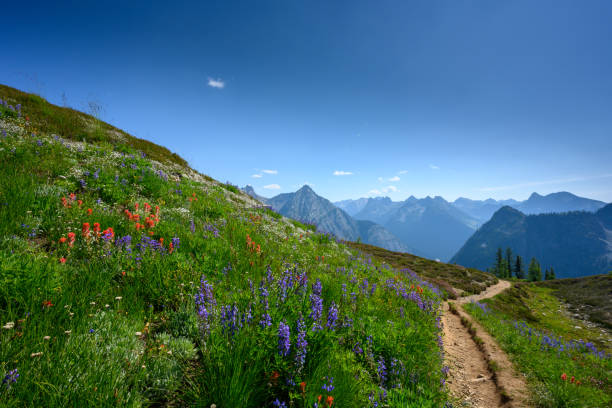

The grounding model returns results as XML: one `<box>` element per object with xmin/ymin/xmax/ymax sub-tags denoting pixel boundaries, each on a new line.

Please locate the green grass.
<box><xmin>0</xmin><ymin>84</ymin><xmax>187</xmax><ymax>167</ymax></box>
<box><xmin>0</xmin><ymin>87</ymin><xmax>449</xmax><ymax>407</ymax></box>
<box><xmin>464</xmin><ymin>284</ymin><xmax>611</xmax><ymax>408</ymax></box>
<box><xmin>345</xmin><ymin>242</ymin><xmax>498</xmax><ymax>298</ymax></box>
<box><xmin>537</xmin><ymin>275</ymin><xmax>612</xmax><ymax>329</ymax></box>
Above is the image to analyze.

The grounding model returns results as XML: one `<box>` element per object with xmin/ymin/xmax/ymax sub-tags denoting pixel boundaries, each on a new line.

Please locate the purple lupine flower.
<box><xmin>326</xmin><ymin>302</ymin><xmax>338</xmax><ymax>330</ymax></box>
<box><xmin>295</xmin><ymin>314</ymin><xmax>307</xmax><ymax>369</ymax></box>
<box><xmin>272</xmin><ymin>400</ymin><xmax>287</xmax><ymax>408</ymax></box>
<box><xmin>79</xmin><ymin>179</ymin><xmax>87</xmax><ymax>188</ymax></box>
<box><xmin>312</xmin><ymin>279</ymin><xmax>322</xmax><ymax>296</ymax></box>
<box><xmin>171</xmin><ymin>237</ymin><xmax>180</xmax><ymax>250</ymax></box>
<box><xmin>36</xmin><ymin>139</ymin><xmax>43</xmax><ymax>147</ymax></box>
<box><xmin>353</xmin><ymin>342</ymin><xmax>363</xmax><ymax>355</ymax></box>
<box><xmin>377</xmin><ymin>357</ymin><xmax>387</xmax><ymax>385</ymax></box>
<box><xmin>278</xmin><ymin>321</ymin><xmax>291</xmax><ymax>357</ymax></box>
<box><xmin>309</xmin><ymin>292</ymin><xmax>323</xmax><ymax>331</ymax></box>
<box><xmin>2</xmin><ymin>368</ymin><xmax>19</xmax><ymax>388</ymax></box>
<box><xmin>195</xmin><ymin>275</ymin><xmax>216</xmax><ymax>335</ymax></box>
<box><xmin>93</xmin><ymin>169</ymin><xmax>100</xmax><ymax>179</ymax></box>
<box><xmin>259</xmin><ymin>280</ymin><xmax>272</xmax><ymax>327</ymax></box>
<box><xmin>321</xmin><ymin>376</ymin><xmax>334</xmax><ymax>392</ymax></box>
<box><xmin>220</xmin><ymin>303</ymin><xmax>240</xmax><ymax>336</ymax></box>
<box><xmin>190</xmin><ymin>219</ymin><xmax>195</xmax><ymax>233</ymax></box>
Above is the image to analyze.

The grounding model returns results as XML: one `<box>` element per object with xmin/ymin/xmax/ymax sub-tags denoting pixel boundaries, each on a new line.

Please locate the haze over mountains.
<box><xmin>451</xmin><ymin>204</ymin><xmax>612</xmax><ymax>278</ymax></box>
<box><xmin>243</xmin><ymin>185</ymin><xmax>413</xmax><ymax>253</ymax></box>
<box><xmin>452</xmin><ymin>192</ymin><xmax>607</xmax><ymax>223</ymax></box>
<box><xmin>245</xmin><ymin>185</ymin><xmax>610</xmax><ymax>275</ymax></box>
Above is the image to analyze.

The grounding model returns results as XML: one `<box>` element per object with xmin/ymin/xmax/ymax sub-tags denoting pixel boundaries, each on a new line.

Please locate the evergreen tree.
<box><xmin>495</xmin><ymin>247</ymin><xmax>504</xmax><ymax>277</ymax></box>
<box><xmin>505</xmin><ymin>248</ymin><xmax>513</xmax><ymax>278</ymax></box>
<box><xmin>545</xmin><ymin>267</ymin><xmax>555</xmax><ymax>280</ymax></box>
<box><xmin>514</xmin><ymin>255</ymin><xmax>525</xmax><ymax>279</ymax></box>
<box><xmin>528</xmin><ymin>258</ymin><xmax>542</xmax><ymax>282</ymax></box>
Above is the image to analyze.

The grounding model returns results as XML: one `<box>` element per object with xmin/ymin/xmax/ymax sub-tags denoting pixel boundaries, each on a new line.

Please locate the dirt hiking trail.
<box><xmin>442</xmin><ymin>280</ymin><xmax>530</xmax><ymax>407</ymax></box>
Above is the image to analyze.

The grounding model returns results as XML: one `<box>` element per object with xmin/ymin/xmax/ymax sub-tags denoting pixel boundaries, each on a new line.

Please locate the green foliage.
<box><xmin>528</xmin><ymin>257</ymin><xmax>542</xmax><ymax>282</ymax></box>
<box><xmin>346</xmin><ymin>242</ymin><xmax>498</xmax><ymax>297</ymax></box>
<box><xmin>0</xmin><ymin>90</ymin><xmax>449</xmax><ymax>407</ymax></box>
<box><xmin>465</xmin><ymin>295</ymin><xmax>611</xmax><ymax>408</ymax></box>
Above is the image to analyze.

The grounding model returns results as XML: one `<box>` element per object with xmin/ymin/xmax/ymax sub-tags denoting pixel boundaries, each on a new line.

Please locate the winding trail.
<box><xmin>442</xmin><ymin>280</ymin><xmax>530</xmax><ymax>407</ymax></box>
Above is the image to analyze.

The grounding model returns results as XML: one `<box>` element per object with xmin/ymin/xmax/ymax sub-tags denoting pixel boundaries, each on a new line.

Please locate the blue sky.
<box><xmin>3</xmin><ymin>1</ymin><xmax>612</xmax><ymax>202</ymax></box>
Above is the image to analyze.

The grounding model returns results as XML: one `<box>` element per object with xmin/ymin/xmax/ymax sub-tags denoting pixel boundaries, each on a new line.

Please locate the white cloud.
<box><xmin>429</xmin><ymin>164</ymin><xmax>440</xmax><ymax>170</ymax></box>
<box><xmin>384</xmin><ymin>185</ymin><xmax>398</xmax><ymax>192</ymax></box>
<box><xmin>251</xmin><ymin>174</ymin><xmax>263</xmax><ymax>178</ymax></box>
<box><xmin>369</xmin><ymin>186</ymin><xmax>398</xmax><ymax>195</ymax></box>
<box><xmin>398</xmin><ymin>170</ymin><xmax>409</xmax><ymax>174</ymax></box>
<box><xmin>263</xmin><ymin>184</ymin><xmax>281</xmax><ymax>190</ymax></box>
<box><xmin>388</xmin><ymin>176</ymin><xmax>400</xmax><ymax>182</ymax></box>
<box><xmin>377</xmin><ymin>177</ymin><xmax>384</xmax><ymax>182</ymax></box>
<box><xmin>207</xmin><ymin>78</ymin><xmax>225</xmax><ymax>89</ymax></box>
<box><xmin>333</xmin><ymin>170</ymin><xmax>353</xmax><ymax>176</ymax></box>
<box><xmin>262</xmin><ymin>169</ymin><xmax>278</xmax><ymax>174</ymax></box>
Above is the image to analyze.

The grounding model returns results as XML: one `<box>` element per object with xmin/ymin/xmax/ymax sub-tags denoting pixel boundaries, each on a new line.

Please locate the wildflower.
<box><xmin>30</xmin><ymin>352</ymin><xmax>43</xmax><ymax>358</ymax></box>
<box><xmin>59</xmin><ymin>257</ymin><xmax>66</xmax><ymax>264</ymax></box>
<box><xmin>377</xmin><ymin>357</ymin><xmax>387</xmax><ymax>385</ymax></box>
<box><xmin>326</xmin><ymin>302</ymin><xmax>338</xmax><ymax>331</ymax></box>
<box><xmin>67</xmin><ymin>232</ymin><xmax>76</xmax><ymax>247</ymax></box>
<box><xmin>326</xmin><ymin>395</ymin><xmax>334</xmax><ymax>407</ymax></box>
<box><xmin>43</xmin><ymin>336</ymin><xmax>51</xmax><ymax>341</ymax></box>
<box><xmin>42</xmin><ymin>300</ymin><xmax>53</xmax><ymax>308</ymax></box>
<box><xmin>296</xmin><ymin>315</ymin><xmax>308</xmax><ymax>369</ymax></box>
<box><xmin>77</xmin><ymin>199</ymin><xmax>83</xmax><ymax>207</ymax></box>
<box><xmin>89</xmin><ymin>329</ymin><xmax>95</xmax><ymax>333</ymax></box>
<box><xmin>272</xmin><ymin>399</ymin><xmax>287</xmax><ymax>408</ymax></box>
<box><xmin>59</xmin><ymin>237</ymin><xmax>67</xmax><ymax>244</ymax></box>
<box><xmin>2</xmin><ymin>368</ymin><xmax>19</xmax><ymax>387</ymax></box>
<box><xmin>570</xmin><ymin>376</ymin><xmax>575</xmax><ymax>383</ymax></box>
<box><xmin>321</xmin><ymin>376</ymin><xmax>334</xmax><ymax>392</ymax></box>
<box><xmin>82</xmin><ymin>222</ymin><xmax>90</xmax><ymax>238</ymax></box>
<box><xmin>2</xmin><ymin>322</ymin><xmax>15</xmax><ymax>330</ymax></box>
<box><xmin>300</xmin><ymin>381</ymin><xmax>306</xmax><ymax>393</ymax></box>
<box><xmin>561</xmin><ymin>373</ymin><xmax>567</xmax><ymax>381</ymax></box>
<box><xmin>93</xmin><ymin>222</ymin><xmax>100</xmax><ymax>235</ymax></box>
<box><xmin>278</xmin><ymin>321</ymin><xmax>291</xmax><ymax>357</ymax></box>
<box><xmin>87</xmin><ymin>208</ymin><xmax>93</xmax><ymax>215</ymax></box>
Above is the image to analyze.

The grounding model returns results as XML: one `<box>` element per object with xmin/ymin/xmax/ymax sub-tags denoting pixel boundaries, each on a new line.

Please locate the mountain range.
<box><xmin>247</xmin><ymin>185</ymin><xmax>609</xmax><ymax>273</ymax></box>
<box><xmin>243</xmin><ymin>185</ymin><xmax>413</xmax><ymax>253</ymax></box>
<box><xmin>452</xmin><ymin>192</ymin><xmax>606</xmax><ymax>223</ymax></box>
<box><xmin>451</xmin><ymin>204</ymin><xmax>612</xmax><ymax>278</ymax></box>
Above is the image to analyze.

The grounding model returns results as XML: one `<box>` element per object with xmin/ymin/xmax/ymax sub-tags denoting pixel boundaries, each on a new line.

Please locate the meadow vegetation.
<box><xmin>0</xmin><ymin>87</ymin><xmax>450</xmax><ymax>407</ymax></box>
<box><xmin>346</xmin><ymin>242</ymin><xmax>498</xmax><ymax>299</ymax></box>
<box><xmin>464</xmin><ymin>284</ymin><xmax>611</xmax><ymax>408</ymax></box>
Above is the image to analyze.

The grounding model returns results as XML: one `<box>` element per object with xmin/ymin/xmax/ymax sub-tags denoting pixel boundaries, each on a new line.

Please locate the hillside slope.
<box><xmin>0</xmin><ymin>85</ymin><xmax>449</xmax><ymax>407</ymax></box>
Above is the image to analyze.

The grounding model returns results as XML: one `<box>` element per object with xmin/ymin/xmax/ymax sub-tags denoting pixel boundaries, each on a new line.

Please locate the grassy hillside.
<box><xmin>463</xmin><ymin>282</ymin><xmax>611</xmax><ymax>407</ymax></box>
<box><xmin>346</xmin><ymin>242</ymin><xmax>498</xmax><ymax>298</ymax></box>
<box><xmin>537</xmin><ymin>274</ymin><xmax>612</xmax><ymax>330</ymax></box>
<box><xmin>0</xmin><ymin>87</ymin><xmax>449</xmax><ymax>407</ymax></box>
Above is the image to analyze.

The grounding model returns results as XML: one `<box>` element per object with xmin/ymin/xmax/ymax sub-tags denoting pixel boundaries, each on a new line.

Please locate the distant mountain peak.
<box><xmin>297</xmin><ymin>184</ymin><xmax>314</xmax><ymax>192</ymax></box>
